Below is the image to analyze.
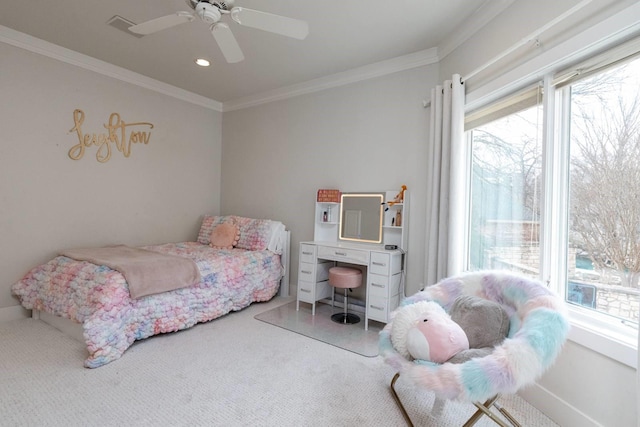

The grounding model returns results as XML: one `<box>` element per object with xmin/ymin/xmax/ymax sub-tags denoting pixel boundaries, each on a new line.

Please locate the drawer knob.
<box><xmin>370</xmin><ymin>305</ymin><xmax>384</xmax><ymax>310</ymax></box>
<box><xmin>302</xmin><ymin>251</ymin><xmax>313</xmax><ymax>255</ymax></box>
<box><xmin>301</xmin><ymin>270</ymin><xmax>312</xmax><ymax>274</ymax></box>
<box><xmin>300</xmin><ymin>288</ymin><xmax>311</xmax><ymax>293</ymax></box>
<box><xmin>372</xmin><ymin>261</ymin><xmax>386</xmax><ymax>266</ymax></box>
<box><xmin>371</xmin><ymin>283</ymin><xmax>384</xmax><ymax>288</ymax></box>
<box><xmin>335</xmin><ymin>251</ymin><xmax>347</xmax><ymax>256</ymax></box>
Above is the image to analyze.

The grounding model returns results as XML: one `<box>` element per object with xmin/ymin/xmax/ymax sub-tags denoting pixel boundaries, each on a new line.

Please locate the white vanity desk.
<box><xmin>297</xmin><ymin>240</ymin><xmax>404</xmax><ymax>330</ymax></box>
<box><xmin>297</xmin><ymin>189</ymin><xmax>409</xmax><ymax>330</ymax></box>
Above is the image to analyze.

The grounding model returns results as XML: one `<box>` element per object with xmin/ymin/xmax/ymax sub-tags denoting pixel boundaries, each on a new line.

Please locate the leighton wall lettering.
<box><xmin>68</xmin><ymin>109</ymin><xmax>154</xmax><ymax>163</ymax></box>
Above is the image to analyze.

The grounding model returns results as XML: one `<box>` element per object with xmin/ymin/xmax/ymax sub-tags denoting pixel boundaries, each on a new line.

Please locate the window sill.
<box><xmin>566</xmin><ymin>305</ymin><xmax>637</xmax><ymax>368</ymax></box>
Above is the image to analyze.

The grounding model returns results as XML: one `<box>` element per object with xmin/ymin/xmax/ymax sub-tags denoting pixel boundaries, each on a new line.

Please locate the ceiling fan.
<box><xmin>129</xmin><ymin>0</ymin><xmax>309</xmax><ymax>63</ymax></box>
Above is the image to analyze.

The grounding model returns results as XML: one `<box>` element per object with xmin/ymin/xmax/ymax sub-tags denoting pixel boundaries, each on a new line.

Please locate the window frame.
<box><xmin>463</xmin><ymin>71</ymin><xmax>638</xmax><ymax>369</ymax></box>
<box><xmin>550</xmin><ymin>70</ymin><xmax>637</xmax><ymax>367</ymax></box>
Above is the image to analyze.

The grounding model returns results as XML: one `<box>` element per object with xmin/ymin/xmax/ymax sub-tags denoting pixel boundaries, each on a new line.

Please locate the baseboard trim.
<box><xmin>519</xmin><ymin>382</ymin><xmax>602</xmax><ymax>427</ymax></box>
<box><xmin>0</xmin><ymin>305</ymin><xmax>30</xmax><ymax>323</ymax></box>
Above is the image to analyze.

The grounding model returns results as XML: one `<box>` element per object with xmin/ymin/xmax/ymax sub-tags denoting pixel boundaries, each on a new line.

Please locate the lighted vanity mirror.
<box><xmin>339</xmin><ymin>193</ymin><xmax>384</xmax><ymax>244</ymax></box>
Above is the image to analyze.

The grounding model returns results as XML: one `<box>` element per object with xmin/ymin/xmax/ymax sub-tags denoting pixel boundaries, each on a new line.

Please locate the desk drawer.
<box><xmin>297</xmin><ymin>281</ymin><xmax>315</xmax><ymax>303</ymax></box>
<box><xmin>298</xmin><ymin>279</ymin><xmax>332</xmax><ymax>303</ymax></box>
<box><xmin>370</xmin><ymin>252</ymin><xmax>390</xmax><ymax>276</ymax></box>
<box><xmin>299</xmin><ymin>244</ymin><xmax>316</xmax><ymax>264</ymax></box>
<box><xmin>368</xmin><ymin>294</ymin><xmax>400</xmax><ymax>323</ymax></box>
<box><xmin>317</xmin><ymin>245</ymin><xmax>369</xmax><ymax>264</ymax></box>
<box><xmin>298</xmin><ymin>261</ymin><xmax>331</xmax><ymax>283</ymax></box>
<box><xmin>370</xmin><ymin>251</ymin><xmax>402</xmax><ymax>276</ymax></box>
<box><xmin>368</xmin><ymin>273</ymin><xmax>402</xmax><ymax>298</ymax></box>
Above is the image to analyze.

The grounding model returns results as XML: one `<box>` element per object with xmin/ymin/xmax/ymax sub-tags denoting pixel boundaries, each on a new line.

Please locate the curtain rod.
<box><xmin>422</xmin><ymin>0</ymin><xmax>594</xmax><ymax>108</ymax></box>
<box><xmin>462</xmin><ymin>0</ymin><xmax>593</xmax><ymax>82</ymax></box>
<box><xmin>422</xmin><ymin>77</ymin><xmax>463</xmax><ymax>108</ymax></box>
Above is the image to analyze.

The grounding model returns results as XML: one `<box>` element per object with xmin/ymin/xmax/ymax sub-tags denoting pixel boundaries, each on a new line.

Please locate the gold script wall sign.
<box><xmin>68</xmin><ymin>109</ymin><xmax>154</xmax><ymax>163</ymax></box>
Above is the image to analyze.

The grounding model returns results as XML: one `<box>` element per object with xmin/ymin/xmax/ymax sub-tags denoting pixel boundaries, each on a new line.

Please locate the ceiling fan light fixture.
<box><xmin>133</xmin><ymin>0</ymin><xmax>308</xmax><ymax>63</ymax></box>
<box><xmin>195</xmin><ymin>2</ymin><xmax>222</xmax><ymax>24</ymax></box>
<box><xmin>194</xmin><ymin>58</ymin><xmax>211</xmax><ymax>67</ymax></box>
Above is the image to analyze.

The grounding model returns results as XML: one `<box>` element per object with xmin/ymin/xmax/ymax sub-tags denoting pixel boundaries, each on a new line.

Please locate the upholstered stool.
<box><xmin>328</xmin><ymin>266</ymin><xmax>362</xmax><ymax>324</ymax></box>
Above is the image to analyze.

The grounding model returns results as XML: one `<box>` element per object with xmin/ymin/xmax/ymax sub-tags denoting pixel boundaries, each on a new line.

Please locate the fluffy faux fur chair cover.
<box><xmin>380</xmin><ymin>270</ymin><xmax>570</xmax><ymax>404</ymax></box>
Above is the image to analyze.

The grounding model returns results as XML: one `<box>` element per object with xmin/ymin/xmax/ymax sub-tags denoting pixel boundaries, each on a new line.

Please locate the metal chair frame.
<box><xmin>380</xmin><ymin>271</ymin><xmax>569</xmax><ymax>427</ymax></box>
<box><xmin>389</xmin><ymin>372</ymin><xmax>521</xmax><ymax>427</ymax></box>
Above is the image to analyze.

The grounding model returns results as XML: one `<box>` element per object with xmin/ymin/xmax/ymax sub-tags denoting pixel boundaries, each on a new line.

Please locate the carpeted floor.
<box><xmin>0</xmin><ymin>296</ymin><xmax>559</xmax><ymax>426</ymax></box>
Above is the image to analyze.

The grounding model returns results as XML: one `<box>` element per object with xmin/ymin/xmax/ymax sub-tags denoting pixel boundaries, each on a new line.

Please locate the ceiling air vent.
<box><xmin>106</xmin><ymin>15</ymin><xmax>145</xmax><ymax>38</ymax></box>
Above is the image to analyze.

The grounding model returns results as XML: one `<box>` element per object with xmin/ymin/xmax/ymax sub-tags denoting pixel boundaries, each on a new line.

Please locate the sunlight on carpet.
<box><xmin>254</xmin><ymin>300</ymin><xmax>383</xmax><ymax>357</ymax></box>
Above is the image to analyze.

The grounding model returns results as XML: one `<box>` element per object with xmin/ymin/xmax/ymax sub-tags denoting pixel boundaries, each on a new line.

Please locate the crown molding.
<box><xmin>222</xmin><ymin>47</ymin><xmax>439</xmax><ymax>112</ymax></box>
<box><xmin>223</xmin><ymin>0</ymin><xmax>513</xmax><ymax>112</ymax></box>
<box><xmin>2</xmin><ymin>1</ymin><xmax>513</xmax><ymax>116</ymax></box>
<box><xmin>0</xmin><ymin>25</ymin><xmax>223</xmax><ymax>112</ymax></box>
<box><xmin>437</xmin><ymin>0</ymin><xmax>515</xmax><ymax>60</ymax></box>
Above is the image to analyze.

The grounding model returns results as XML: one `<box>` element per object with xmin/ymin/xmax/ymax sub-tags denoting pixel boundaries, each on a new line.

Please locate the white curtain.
<box><xmin>424</xmin><ymin>74</ymin><xmax>466</xmax><ymax>287</ymax></box>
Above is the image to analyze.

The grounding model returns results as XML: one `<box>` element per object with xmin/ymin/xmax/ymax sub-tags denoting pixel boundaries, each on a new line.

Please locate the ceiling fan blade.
<box><xmin>129</xmin><ymin>12</ymin><xmax>195</xmax><ymax>35</ymax></box>
<box><xmin>211</xmin><ymin>23</ymin><xmax>245</xmax><ymax>63</ymax></box>
<box><xmin>230</xmin><ymin>7</ymin><xmax>309</xmax><ymax>40</ymax></box>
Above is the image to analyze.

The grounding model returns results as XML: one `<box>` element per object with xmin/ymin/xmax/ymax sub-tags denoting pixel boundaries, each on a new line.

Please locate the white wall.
<box><xmin>0</xmin><ymin>42</ymin><xmax>222</xmax><ymax>312</ymax></box>
<box><xmin>521</xmin><ymin>341</ymin><xmax>636</xmax><ymax>426</ymax></box>
<box><xmin>221</xmin><ymin>65</ymin><xmax>437</xmax><ymax>296</ymax></box>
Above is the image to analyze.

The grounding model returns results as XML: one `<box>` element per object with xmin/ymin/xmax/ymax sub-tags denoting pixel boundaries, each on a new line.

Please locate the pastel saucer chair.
<box><xmin>379</xmin><ymin>270</ymin><xmax>570</xmax><ymax>427</ymax></box>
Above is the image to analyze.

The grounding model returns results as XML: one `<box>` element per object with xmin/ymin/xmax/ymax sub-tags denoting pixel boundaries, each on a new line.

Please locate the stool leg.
<box><xmin>343</xmin><ymin>288</ymin><xmax>348</xmax><ymax>322</ymax></box>
<box><xmin>332</xmin><ymin>286</ymin><xmax>335</xmax><ymax>308</ymax></box>
<box><xmin>330</xmin><ymin>287</ymin><xmax>360</xmax><ymax>325</ymax></box>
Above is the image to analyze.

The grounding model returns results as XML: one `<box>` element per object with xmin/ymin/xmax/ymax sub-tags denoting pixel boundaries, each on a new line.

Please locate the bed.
<box><xmin>11</xmin><ymin>215</ymin><xmax>290</xmax><ymax>368</ymax></box>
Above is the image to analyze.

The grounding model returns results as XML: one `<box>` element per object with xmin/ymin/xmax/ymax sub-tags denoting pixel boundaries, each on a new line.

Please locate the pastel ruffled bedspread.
<box><xmin>12</xmin><ymin>242</ymin><xmax>283</xmax><ymax>368</ymax></box>
<box><xmin>379</xmin><ymin>271</ymin><xmax>570</xmax><ymax>403</ymax></box>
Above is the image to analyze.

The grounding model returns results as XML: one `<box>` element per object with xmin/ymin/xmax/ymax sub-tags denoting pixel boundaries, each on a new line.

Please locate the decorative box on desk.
<box><xmin>316</xmin><ymin>189</ymin><xmax>341</xmax><ymax>203</ymax></box>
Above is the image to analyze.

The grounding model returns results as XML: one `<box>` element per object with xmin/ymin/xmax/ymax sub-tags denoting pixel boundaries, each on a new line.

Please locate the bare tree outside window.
<box><xmin>469</xmin><ymin>105</ymin><xmax>542</xmax><ymax>275</ymax></box>
<box><xmin>469</xmin><ymin>56</ymin><xmax>640</xmax><ymax>323</ymax></box>
<box><xmin>569</xmin><ymin>61</ymin><xmax>640</xmax><ymax>291</ymax></box>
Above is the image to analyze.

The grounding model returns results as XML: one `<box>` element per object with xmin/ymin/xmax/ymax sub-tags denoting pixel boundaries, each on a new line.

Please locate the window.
<box><xmin>467</xmin><ymin>89</ymin><xmax>543</xmax><ymax>278</ymax></box>
<box><xmin>563</xmin><ymin>56</ymin><xmax>640</xmax><ymax>325</ymax></box>
<box><xmin>464</xmin><ymin>47</ymin><xmax>640</xmax><ymax>360</ymax></box>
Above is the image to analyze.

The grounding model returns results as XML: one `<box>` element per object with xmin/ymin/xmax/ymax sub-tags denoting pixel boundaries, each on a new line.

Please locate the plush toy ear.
<box><xmin>391</xmin><ymin>301</ymin><xmax>443</xmax><ymax>359</ymax></box>
<box><xmin>406</xmin><ymin>326</ymin><xmax>431</xmax><ymax>360</ymax></box>
<box><xmin>390</xmin><ymin>300</ymin><xmax>469</xmax><ymax>363</ymax></box>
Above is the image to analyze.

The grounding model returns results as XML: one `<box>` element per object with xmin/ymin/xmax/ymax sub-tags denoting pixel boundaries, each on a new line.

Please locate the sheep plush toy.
<box><xmin>390</xmin><ymin>295</ymin><xmax>510</xmax><ymax>364</ymax></box>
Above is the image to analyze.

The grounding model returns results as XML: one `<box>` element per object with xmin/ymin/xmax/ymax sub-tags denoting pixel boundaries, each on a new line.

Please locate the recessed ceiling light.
<box><xmin>195</xmin><ymin>58</ymin><xmax>210</xmax><ymax>67</ymax></box>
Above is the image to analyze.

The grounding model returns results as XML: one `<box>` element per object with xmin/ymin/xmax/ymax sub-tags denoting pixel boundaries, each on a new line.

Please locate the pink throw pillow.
<box><xmin>209</xmin><ymin>222</ymin><xmax>240</xmax><ymax>249</ymax></box>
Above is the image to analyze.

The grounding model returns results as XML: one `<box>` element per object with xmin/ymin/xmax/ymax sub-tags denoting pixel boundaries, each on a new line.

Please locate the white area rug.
<box><xmin>0</xmin><ymin>296</ymin><xmax>559</xmax><ymax>426</ymax></box>
<box><xmin>255</xmin><ymin>300</ymin><xmax>382</xmax><ymax>357</ymax></box>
